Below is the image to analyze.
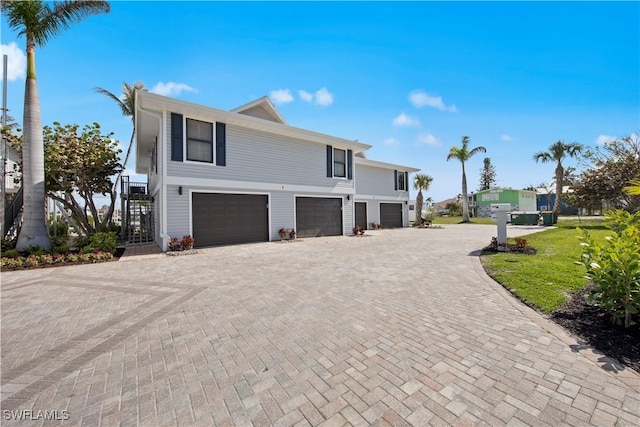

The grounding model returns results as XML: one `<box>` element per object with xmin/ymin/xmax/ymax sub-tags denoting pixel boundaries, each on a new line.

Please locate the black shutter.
<box><xmin>394</xmin><ymin>170</ymin><xmax>398</xmax><ymax>191</ymax></box>
<box><xmin>216</xmin><ymin>122</ymin><xmax>226</xmax><ymax>166</ymax></box>
<box><xmin>171</xmin><ymin>113</ymin><xmax>183</xmax><ymax>161</ymax></box>
<box><xmin>347</xmin><ymin>149</ymin><xmax>353</xmax><ymax>180</ymax></box>
<box><xmin>326</xmin><ymin>145</ymin><xmax>333</xmax><ymax>177</ymax></box>
<box><xmin>405</xmin><ymin>172</ymin><xmax>409</xmax><ymax>191</ymax></box>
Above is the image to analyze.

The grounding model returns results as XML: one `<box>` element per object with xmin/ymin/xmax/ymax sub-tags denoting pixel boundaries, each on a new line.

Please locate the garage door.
<box><xmin>380</xmin><ymin>203</ymin><xmax>403</xmax><ymax>228</ymax></box>
<box><xmin>192</xmin><ymin>193</ymin><xmax>268</xmax><ymax>247</ymax></box>
<box><xmin>355</xmin><ymin>202</ymin><xmax>367</xmax><ymax>229</ymax></box>
<box><xmin>296</xmin><ymin>197</ymin><xmax>342</xmax><ymax>237</ymax></box>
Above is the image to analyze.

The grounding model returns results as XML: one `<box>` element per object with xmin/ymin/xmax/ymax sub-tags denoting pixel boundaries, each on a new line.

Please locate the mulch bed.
<box><xmin>550</xmin><ymin>285</ymin><xmax>640</xmax><ymax>373</ymax></box>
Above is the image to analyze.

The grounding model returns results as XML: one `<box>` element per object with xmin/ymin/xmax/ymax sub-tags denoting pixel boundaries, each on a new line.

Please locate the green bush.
<box><xmin>74</xmin><ymin>235</ymin><xmax>91</xmax><ymax>251</ymax></box>
<box><xmin>2</xmin><ymin>249</ymin><xmax>19</xmax><ymax>258</ymax></box>
<box><xmin>49</xmin><ymin>221</ymin><xmax>69</xmax><ymax>237</ymax></box>
<box><xmin>577</xmin><ymin>210</ymin><xmax>640</xmax><ymax>328</ymax></box>
<box><xmin>1</xmin><ymin>236</ymin><xmax>17</xmax><ymax>252</ymax></box>
<box><xmin>52</xmin><ymin>245</ymin><xmax>70</xmax><ymax>254</ymax></box>
<box><xmin>90</xmin><ymin>232</ymin><xmax>117</xmax><ymax>252</ymax></box>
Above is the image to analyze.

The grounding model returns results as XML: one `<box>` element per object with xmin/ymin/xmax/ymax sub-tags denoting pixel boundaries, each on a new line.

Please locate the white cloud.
<box><xmin>269</xmin><ymin>88</ymin><xmax>294</xmax><ymax>105</ymax></box>
<box><xmin>298</xmin><ymin>87</ymin><xmax>334</xmax><ymax>106</ymax></box>
<box><xmin>417</xmin><ymin>133</ymin><xmax>441</xmax><ymax>146</ymax></box>
<box><xmin>298</xmin><ymin>90</ymin><xmax>313</xmax><ymax>102</ymax></box>
<box><xmin>150</xmin><ymin>82</ymin><xmax>196</xmax><ymax>97</ymax></box>
<box><xmin>314</xmin><ymin>87</ymin><xmax>334</xmax><ymax>106</ymax></box>
<box><xmin>408</xmin><ymin>90</ymin><xmax>457</xmax><ymax>112</ymax></box>
<box><xmin>500</xmin><ymin>134</ymin><xmax>512</xmax><ymax>142</ymax></box>
<box><xmin>383</xmin><ymin>137</ymin><xmax>398</xmax><ymax>145</ymax></box>
<box><xmin>0</xmin><ymin>42</ymin><xmax>26</xmax><ymax>81</ymax></box>
<box><xmin>595</xmin><ymin>134</ymin><xmax>616</xmax><ymax>145</ymax></box>
<box><xmin>392</xmin><ymin>112</ymin><xmax>420</xmax><ymax>127</ymax></box>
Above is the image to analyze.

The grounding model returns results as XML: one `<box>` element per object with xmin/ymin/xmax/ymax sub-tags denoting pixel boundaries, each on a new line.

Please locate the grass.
<box><xmin>480</xmin><ymin>218</ymin><xmax>609</xmax><ymax>313</ymax></box>
<box><xmin>431</xmin><ymin>216</ymin><xmax>495</xmax><ymax>225</ymax></box>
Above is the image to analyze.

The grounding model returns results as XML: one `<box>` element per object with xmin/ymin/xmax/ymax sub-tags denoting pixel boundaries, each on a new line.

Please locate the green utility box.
<box><xmin>511</xmin><ymin>211</ymin><xmax>540</xmax><ymax>225</ymax></box>
<box><xmin>540</xmin><ymin>211</ymin><xmax>554</xmax><ymax>226</ymax></box>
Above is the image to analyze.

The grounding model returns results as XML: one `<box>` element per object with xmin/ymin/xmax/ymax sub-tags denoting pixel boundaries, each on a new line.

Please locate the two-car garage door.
<box><xmin>192</xmin><ymin>193</ymin><xmax>269</xmax><ymax>247</ymax></box>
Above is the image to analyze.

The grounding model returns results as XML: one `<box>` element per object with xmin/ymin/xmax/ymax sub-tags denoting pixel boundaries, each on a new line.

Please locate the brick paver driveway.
<box><xmin>1</xmin><ymin>225</ymin><xmax>639</xmax><ymax>426</ymax></box>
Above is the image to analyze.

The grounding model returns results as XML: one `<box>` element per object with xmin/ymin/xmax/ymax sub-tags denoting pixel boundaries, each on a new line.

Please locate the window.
<box><xmin>397</xmin><ymin>171</ymin><xmax>406</xmax><ymax>191</ymax></box>
<box><xmin>186</xmin><ymin>118</ymin><xmax>213</xmax><ymax>163</ymax></box>
<box><xmin>333</xmin><ymin>148</ymin><xmax>346</xmax><ymax>178</ymax></box>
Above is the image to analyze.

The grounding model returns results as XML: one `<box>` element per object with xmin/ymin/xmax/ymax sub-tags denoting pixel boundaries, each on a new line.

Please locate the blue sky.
<box><xmin>2</xmin><ymin>1</ymin><xmax>639</xmax><ymax>203</ymax></box>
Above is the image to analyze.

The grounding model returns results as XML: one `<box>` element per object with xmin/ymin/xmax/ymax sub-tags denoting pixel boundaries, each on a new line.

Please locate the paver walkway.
<box><xmin>1</xmin><ymin>225</ymin><xmax>638</xmax><ymax>426</ymax></box>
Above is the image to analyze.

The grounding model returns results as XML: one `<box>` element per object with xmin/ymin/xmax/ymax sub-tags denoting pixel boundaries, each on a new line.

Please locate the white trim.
<box><xmin>231</xmin><ymin>96</ymin><xmax>288</xmax><ymax>125</ymax></box>
<box><xmin>165</xmin><ymin>176</ymin><xmax>353</xmax><ymax>195</ymax></box>
<box><xmin>355</xmin><ymin>156</ymin><xmax>420</xmax><ymax>172</ymax></box>
<box><xmin>332</xmin><ymin>147</ymin><xmax>347</xmax><ymax>179</ymax></box>
<box><xmin>188</xmin><ymin>189</ymin><xmax>272</xmax><ymax>242</ymax></box>
<box><xmin>183</xmin><ymin>116</ymin><xmax>215</xmax><ymax>165</ymax></box>
<box><xmin>293</xmin><ymin>194</ymin><xmax>346</xmax><ymax>237</ymax></box>
<box><xmin>161</xmin><ymin>111</ymin><xmax>168</xmax><ymax>251</ymax></box>
<box><xmin>137</xmin><ymin>91</ymin><xmax>371</xmax><ymax>153</ymax></box>
<box><xmin>354</xmin><ymin>194</ymin><xmax>410</xmax><ymax>201</ymax></box>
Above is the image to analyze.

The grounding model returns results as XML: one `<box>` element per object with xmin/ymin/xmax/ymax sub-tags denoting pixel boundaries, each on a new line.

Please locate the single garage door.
<box><xmin>192</xmin><ymin>193</ymin><xmax>268</xmax><ymax>247</ymax></box>
<box><xmin>380</xmin><ymin>203</ymin><xmax>403</xmax><ymax>228</ymax></box>
<box><xmin>355</xmin><ymin>202</ymin><xmax>367</xmax><ymax>229</ymax></box>
<box><xmin>296</xmin><ymin>197</ymin><xmax>342</xmax><ymax>237</ymax></box>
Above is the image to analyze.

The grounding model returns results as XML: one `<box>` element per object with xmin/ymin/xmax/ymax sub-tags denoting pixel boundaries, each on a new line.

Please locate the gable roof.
<box><xmin>135</xmin><ymin>91</ymin><xmax>372</xmax><ymax>173</ymax></box>
<box><xmin>355</xmin><ymin>157</ymin><xmax>420</xmax><ymax>173</ymax></box>
<box><xmin>231</xmin><ymin>96</ymin><xmax>287</xmax><ymax>124</ymax></box>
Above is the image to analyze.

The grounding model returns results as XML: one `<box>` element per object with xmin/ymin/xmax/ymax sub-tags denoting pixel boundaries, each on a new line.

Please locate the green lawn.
<box><xmin>480</xmin><ymin>219</ymin><xmax>609</xmax><ymax>313</ymax></box>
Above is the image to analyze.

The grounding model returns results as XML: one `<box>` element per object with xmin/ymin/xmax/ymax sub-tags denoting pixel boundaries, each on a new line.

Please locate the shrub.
<box><xmin>49</xmin><ymin>221</ymin><xmax>69</xmax><ymax>237</ymax></box>
<box><xmin>90</xmin><ymin>232</ymin><xmax>117</xmax><ymax>252</ymax></box>
<box><xmin>26</xmin><ymin>245</ymin><xmax>44</xmax><ymax>256</ymax></box>
<box><xmin>74</xmin><ymin>235</ymin><xmax>91</xmax><ymax>251</ymax></box>
<box><xmin>577</xmin><ymin>210</ymin><xmax>640</xmax><ymax>328</ymax></box>
<box><xmin>181</xmin><ymin>235</ymin><xmax>194</xmax><ymax>251</ymax></box>
<box><xmin>52</xmin><ymin>245</ymin><xmax>70</xmax><ymax>255</ymax></box>
<box><xmin>1</xmin><ymin>236</ymin><xmax>16</xmax><ymax>252</ymax></box>
<box><xmin>2</xmin><ymin>249</ymin><xmax>19</xmax><ymax>258</ymax></box>
<box><xmin>168</xmin><ymin>237</ymin><xmax>181</xmax><ymax>251</ymax></box>
<box><xmin>289</xmin><ymin>229</ymin><xmax>296</xmax><ymax>240</ymax></box>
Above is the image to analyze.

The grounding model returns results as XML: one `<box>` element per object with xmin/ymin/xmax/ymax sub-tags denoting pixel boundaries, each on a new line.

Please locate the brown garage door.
<box><xmin>296</xmin><ymin>197</ymin><xmax>342</xmax><ymax>237</ymax></box>
<box><xmin>355</xmin><ymin>202</ymin><xmax>367</xmax><ymax>229</ymax></box>
<box><xmin>380</xmin><ymin>203</ymin><xmax>403</xmax><ymax>228</ymax></box>
<box><xmin>192</xmin><ymin>193</ymin><xmax>268</xmax><ymax>247</ymax></box>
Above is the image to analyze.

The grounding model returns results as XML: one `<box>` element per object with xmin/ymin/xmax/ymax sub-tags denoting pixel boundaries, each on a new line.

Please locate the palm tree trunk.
<box><xmin>415</xmin><ymin>190</ymin><xmax>423</xmax><ymax>225</ymax></box>
<box><xmin>16</xmin><ymin>41</ymin><xmax>51</xmax><ymax>251</ymax></box>
<box><xmin>461</xmin><ymin>163</ymin><xmax>470</xmax><ymax>222</ymax></box>
<box><xmin>553</xmin><ymin>163</ymin><xmax>563</xmax><ymax>218</ymax></box>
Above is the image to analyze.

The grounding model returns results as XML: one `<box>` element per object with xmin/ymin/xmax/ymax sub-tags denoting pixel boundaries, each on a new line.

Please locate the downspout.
<box><xmin>137</xmin><ymin>104</ymin><xmax>165</xmax><ymax>250</ymax></box>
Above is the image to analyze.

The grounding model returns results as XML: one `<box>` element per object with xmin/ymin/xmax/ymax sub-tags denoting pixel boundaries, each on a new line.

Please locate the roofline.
<box><xmin>475</xmin><ymin>187</ymin><xmax>537</xmax><ymax>194</ymax></box>
<box><xmin>230</xmin><ymin>96</ymin><xmax>288</xmax><ymax>125</ymax></box>
<box><xmin>355</xmin><ymin>156</ymin><xmax>420</xmax><ymax>173</ymax></box>
<box><xmin>136</xmin><ymin>91</ymin><xmax>372</xmax><ymax>152</ymax></box>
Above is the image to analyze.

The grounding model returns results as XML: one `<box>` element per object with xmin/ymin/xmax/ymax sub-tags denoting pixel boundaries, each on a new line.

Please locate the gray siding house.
<box><xmin>135</xmin><ymin>92</ymin><xmax>419</xmax><ymax>250</ymax></box>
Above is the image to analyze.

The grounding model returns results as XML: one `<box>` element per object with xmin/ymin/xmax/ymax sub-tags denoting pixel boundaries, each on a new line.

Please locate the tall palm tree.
<box><xmin>412</xmin><ymin>173</ymin><xmax>433</xmax><ymax>225</ymax></box>
<box><xmin>446</xmin><ymin>136</ymin><xmax>486</xmax><ymax>222</ymax></box>
<box><xmin>2</xmin><ymin>0</ymin><xmax>110</xmax><ymax>250</ymax></box>
<box><xmin>94</xmin><ymin>81</ymin><xmax>146</xmax><ymax>193</ymax></box>
<box><xmin>533</xmin><ymin>141</ymin><xmax>583</xmax><ymax>218</ymax></box>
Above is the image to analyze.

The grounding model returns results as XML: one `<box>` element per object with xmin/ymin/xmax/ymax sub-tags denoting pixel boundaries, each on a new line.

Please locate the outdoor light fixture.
<box><xmin>346</xmin><ymin>194</ymin><xmax>350</xmax><ymax>200</ymax></box>
<box><xmin>178</xmin><ymin>186</ymin><xmax>182</xmax><ymax>195</ymax></box>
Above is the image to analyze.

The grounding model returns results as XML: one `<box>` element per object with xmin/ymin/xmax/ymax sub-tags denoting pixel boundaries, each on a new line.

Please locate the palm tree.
<box><xmin>533</xmin><ymin>141</ymin><xmax>583</xmax><ymax>219</ymax></box>
<box><xmin>2</xmin><ymin>0</ymin><xmax>110</xmax><ymax>251</ymax></box>
<box><xmin>624</xmin><ymin>179</ymin><xmax>640</xmax><ymax>196</ymax></box>
<box><xmin>446</xmin><ymin>136</ymin><xmax>486</xmax><ymax>222</ymax></box>
<box><xmin>94</xmin><ymin>82</ymin><xmax>146</xmax><ymax>193</ymax></box>
<box><xmin>412</xmin><ymin>173</ymin><xmax>433</xmax><ymax>225</ymax></box>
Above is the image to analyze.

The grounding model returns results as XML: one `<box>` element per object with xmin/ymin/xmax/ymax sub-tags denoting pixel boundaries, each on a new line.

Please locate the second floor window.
<box><xmin>334</xmin><ymin>148</ymin><xmax>346</xmax><ymax>178</ymax></box>
<box><xmin>187</xmin><ymin>118</ymin><xmax>213</xmax><ymax>163</ymax></box>
<box><xmin>397</xmin><ymin>171</ymin><xmax>406</xmax><ymax>191</ymax></box>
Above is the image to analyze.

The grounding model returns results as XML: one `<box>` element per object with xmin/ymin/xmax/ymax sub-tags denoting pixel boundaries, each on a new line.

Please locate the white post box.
<box><xmin>491</xmin><ymin>204</ymin><xmax>511</xmax><ymax>251</ymax></box>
